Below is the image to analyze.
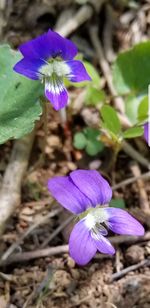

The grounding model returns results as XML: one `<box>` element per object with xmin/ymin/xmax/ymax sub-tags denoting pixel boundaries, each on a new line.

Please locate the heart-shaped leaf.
<box><xmin>0</xmin><ymin>45</ymin><xmax>43</xmax><ymax>144</ymax></box>
<box><xmin>73</xmin><ymin>128</ymin><xmax>104</xmax><ymax>156</ymax></box>
<box><xmin>73</xmin><ymin>132</ymin><xmax>87</xmax><ymax>149</ymax></box>
<box><xmin>113</xmin><ymin>41</ymin><xmax>150</xmax><ymax>95</ymax></box>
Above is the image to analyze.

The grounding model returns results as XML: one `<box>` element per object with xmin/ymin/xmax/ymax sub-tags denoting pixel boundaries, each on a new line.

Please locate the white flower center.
<box><xmin>84</xmin><ymin>208</ymin><xmax>109</xmax><ymax>239</ymax></box>
<box><xmin>84</xmin><ymin>213</ymin><xmax>96</xmax><ymax>230</ymax></box>
<box><xmin>39</xmin><ymin>60</ymin><xmax>71</xmax><ymax>78</ymax></box>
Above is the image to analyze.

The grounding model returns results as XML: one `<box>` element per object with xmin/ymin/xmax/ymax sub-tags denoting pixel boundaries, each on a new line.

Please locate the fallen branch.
<box><xmin>55</xmin><ymin>5</ymin><xmax>93</xmax><ymax>37</ymax></box>
<box><xmin>112</xmin><ymin>170</ymin><xmax>150</xmax><ymax>190</ymax></box>
<box><xmin>103</xmin><ymin>4</ymin><xmax>116</xmax><ymax>63</ymax></box>
<box><xmin>108</xmin><ymin>232</ymin><xmax>150</xmax><ymax>245</ymax></box>
<box><xmin>1</xmin><ymin>208</ymin><xmax>62</xmax><ymax>261</ymax></box>
<box><xmin>89</xmin><ymin>25</ymin><xmax>129</xmax><ymax>119</ymax></box>
<box><xmin>123</xmin><ymin>141</ymin><xmax>150</xmax><ymax>170</ymax></box>
<box><xmin>2</xmin><ymin>216</ymin><xmax>150</xmax><ymax>263</ymax></box>
<box><xmin>0</xmin><ymin>131</ymin><xmax>35</xmax><ymax>235</ymax></box>
<box><xmin>110</xmin><ymin>259</ymin><xmax>150</xmax><ymax>282</ymax></box>
<box><xmin>55</xmin><ymin>1</ymin><xmax>105</xmax><ymax>37</ymax></box>
<box><xmin>130</xmin><ymin>163</ymin><xmax>149</xmax><ymax>211</ymax></box>
<box><xmin>0</xmin><ymin>244</ymin><xmax>69</xmax><ymax>266</ymax></box>
<box><xmin>41</xmin><ymin>215</ymin><xmax>73</xmax><ymax>248</ymax></box>
<box><xmin>1</xmin><ymin>232</ymin><xmax>150</xmax><ymax>267</ymax></box>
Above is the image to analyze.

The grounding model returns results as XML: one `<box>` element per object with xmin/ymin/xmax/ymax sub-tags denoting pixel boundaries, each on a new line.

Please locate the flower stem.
<box><xmin>105</xmin><ymin>142</ymin><xmax>121</xmax><ymax>173</ymax></box>
<box><xmin>35</xmin><ymin>99</ymin><xmax>48</xmax><ymax>167</ymax></box>
<box><xmin>59</xmin><ymin>107</ymin><xmax>72</xmax><ymax>161</ymax></box>
<box><xmin>43</xmin><ymin>100</ymin><xmax>48</xmax><ymax>151</ymax></box>
<box><xmin>59</xmin><ymin>107</ymin><xmax>67</xmax><ymax>125</ymax></box>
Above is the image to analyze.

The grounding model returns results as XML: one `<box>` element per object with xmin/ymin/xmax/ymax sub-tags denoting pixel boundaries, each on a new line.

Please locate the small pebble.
<box><xmin>125</xmin><ymin>245</ymin><xmax>145</xmax><ymax>264</ymax></box>
<box><xmin>89</xmin><ymin>159</ymin><xmax>102</xmax><ymax>170</ymax></box>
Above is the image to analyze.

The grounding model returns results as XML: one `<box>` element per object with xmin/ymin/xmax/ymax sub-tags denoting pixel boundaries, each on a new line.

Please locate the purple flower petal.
<box><xmin>69</xmin><ymin>219</ymin><xmax>97</xmax><ymax>265</ymax></box>
<box><xmin>94</xmin><ymin>236</ymin><xmax>115</xmax><ymax>255</ymax></box>
<box><xmin>19</xmin><ymin>30</ymin><xmax>78</xmax><ymax>61</ymax></box>
<box><xmin>19</xmin><ymin>32</ymin><xmax>52</xmax><ymax>60</ymax></box>
<box><xmin>70</xmin><ymin>170</ymin><xmax>112</xmax><ymax>206</ymax></box>
<box><xmin>45</xmin><ymin>79</ymin><xmax>68</xmax><ymax>110</ymax></box>
<box><xmin>144</xmin><ymin>122</ymin><xmax>150</xmax><ymax>146</ymax></box>
<box><xmin>65</xmin><ymin>60</ymin><xmax>91</xmax><ymax>82</ymax></box>
<box><xmin>105</xmin><ymin>207</ymin><xmax>145</xmax><ymax>236</ymax></box>
<box><xmin>13</xmin><ymin>58</ymin><xmax>45</xmax><ymax>80</ymax></box>
<box><xmin>48</xmin><ymin>176</ymin><xmax>91</xmax><ymax>214</ymax></box>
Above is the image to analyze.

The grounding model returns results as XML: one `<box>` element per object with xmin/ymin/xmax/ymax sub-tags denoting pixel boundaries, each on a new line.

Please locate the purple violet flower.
<box><xmin>13</xmin><ymin>30</ymin><xmax>91</xmax><ymax>110</ymax></box>
<box><xmin>48</xmin><ymin>170</ymin><xmax>144</xmax><ymax>266</ymax></box>
<box><xmin>144</xmin><ymin>122</ymin><xmax>150</xmax><ymax>146</ymax></box>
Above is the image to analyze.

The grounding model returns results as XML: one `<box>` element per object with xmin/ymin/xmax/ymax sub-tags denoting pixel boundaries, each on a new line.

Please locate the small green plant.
<box><xmin>73</xmin><ymin>127</ymin><xmax>104</xmax><ymax>156</ymax></box>
<box><xmin>100</xmin><ymin>105</ymin><xmax>144</xmax><ymax>145</ymax></box>
<box><xmin>112</xmin><ymin>41</ymin><xmax>149</xmax><ymax>125</ymax></box>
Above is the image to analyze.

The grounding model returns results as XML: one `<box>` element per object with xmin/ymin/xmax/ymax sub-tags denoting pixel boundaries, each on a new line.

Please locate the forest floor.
<box><xmin>0</xmin><ymin>1</ymin><xmax>150</xmax><ymax>307</ymax></box>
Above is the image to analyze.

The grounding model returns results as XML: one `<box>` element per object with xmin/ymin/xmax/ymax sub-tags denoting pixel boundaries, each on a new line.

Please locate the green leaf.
<box><xmin>0</xmin><ymin>45</ymin><xmax>43</xmax><ymax>144</ymax></box>
<box><xmin>113</xmin><ymin>41</ymin><xmax>150</xmax><ymax>95</ymax></box>
<box><xmin>101</xmin><ymin>105</ymin><xmax>121</xmax><ymax>135</ymax></box>
<box><xmin>125</xmin><ymin>94</ymin><xmax>141</xmax><ymax>124</ymax></box>
<box><xmin>73</xmin><ymin>132</ymin><xmax>87</xmax><ymax>149</ymax></box>
<box><xmin>85</xmin><ymin>87</ymin><xmax>105</xmax><ymax>106</ymax></box>
<box><xmin>84</xmin><ymin>127</ymin><xmax>100</xmax><ymax>139</ymax></box>
<box><xmin>73</xmin><ymin>127</ymin><xmax>104</xmax><ymax>156</ymax></box>
<box><xmin>123</xmin><ymin>126</ymin><xmax>144</xmax><ymax>139</ymax></box>
<box><xmin>84</xmin><ymin>127</ymin><xmax>104</xmax><ymax>156</ymax></box>
<box><xmin>138</xmin><ymin>96</ymin><xmax>148</xmax><ymax>122</ymax></box>
<box><xmin>84</xmin><ymin>61</ymin><xmax>100</xmax><ymax>87</ymax></box>
<box><xmin>86</xmin><ymin>139</ymin><xmax>104</xmax><ymax>156</ymax></box>
<box><xmin>109</xmin><ymin>198</ymin><xmax>126</xmax><ymax>209</ymax></box>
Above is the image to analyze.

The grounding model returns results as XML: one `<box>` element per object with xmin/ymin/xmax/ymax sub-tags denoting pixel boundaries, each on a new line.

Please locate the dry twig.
<box><xmin>112</xmin><ymin>170</ymin><xmax>150</xmax><ymax>190</ymax></box>
<box><xmin>1</xmin><ymin>232</ymin><xmax>150</xmax><ymax>267</ymax></box>
<box><xmin>103</xmin><ymin>4</ymin><xmax>116</xmax><ymax>62</ymax></box>
<box><xmin>1</xmin><ymin>208</ymin><xmax>62</xmax><ymax>261</ymax></box>
<box><xmin>108</xmin><ymin>232</ymin><xmax>150</xmax><ymax>245</ymax></box>
<box><xmin>0</xmin><ymin>131</ymin><xmax>35</xmax><ymax>235</ymax></box>
<box><xmin>55</xmin><ymin>4</ymin><xmax>93</xmax><ymax>37</ymax></box>
<box><xmin>55</xmin><ymin>1</ymin><xmax>105</xmax><ymax>37</ymax></box>
<box><xmin>41</xmin><ymin>215</ymin><xmax>73</xmax><ymax>248</ymax></box>
<box><xmin>110</xmin><ymin>259</ymin><xmax>150</xmax><ymax>282</ymax></box>
<box><xmin>130</xmin><ymin>163</ymin><xmax>149</xmax><ymax>211</ymax></box>
<box><xmin>123</xmin><ymin>141</ymin><xmax>150</xmax><ymax>170</ymax></box>
<box><xmin>0</xmin><ymin>244</ymin><xmax>69</xmax><ymax>266</ymax></box>
<box><xmin>89</xmin><ymin>25</ymin><xmax>128</xmax><ymax>117</ymax></box>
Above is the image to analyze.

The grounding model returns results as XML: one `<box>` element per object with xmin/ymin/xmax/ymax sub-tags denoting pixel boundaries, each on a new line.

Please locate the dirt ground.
<box><xmin>0</xmin><ymin>1</ymin><xmax>150</xmax><ymax>307</ymax></box>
